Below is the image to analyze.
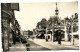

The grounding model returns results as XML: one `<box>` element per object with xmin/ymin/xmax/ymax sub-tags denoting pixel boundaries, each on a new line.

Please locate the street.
<box><xmin>9</xmin><ymin>40</ymin><xmax>51</xmax><ymax>51</ymax></box>
<box><xmin>9</xmin><ymin>43</ymin><xmax>26</xmax><ymax>51</ymax></box>
<box><xmin>24</xmin><ymin>39</ymin><xmax>51</xmax><ymax>51</ymax></box>
<box><xmin>28</xmin><ymin>39</ymin><xmax>79</xmax><ymax>50</ymax></box>
<box><xmin>9</xmin><ymin>38</ymin><xmax>79</xmax><ymax>51</ymax></box>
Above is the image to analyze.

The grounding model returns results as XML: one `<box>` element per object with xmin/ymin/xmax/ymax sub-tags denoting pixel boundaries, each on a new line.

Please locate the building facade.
<box><xmin>34</xmin><ymin>2</ymin><xmax>78</xmax><ymax>42</ymax></box>
<box><xmin>1</xmin><ymin>3</ymin><xmax>20</xmax><ymax>51</ymax></box>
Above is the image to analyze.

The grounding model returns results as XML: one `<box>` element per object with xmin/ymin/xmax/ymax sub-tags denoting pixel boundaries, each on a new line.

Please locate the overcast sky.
<box><xmin>14</xmin><ymin>1</ymin><xmax>78</xmax><ymax>31</ymax></box>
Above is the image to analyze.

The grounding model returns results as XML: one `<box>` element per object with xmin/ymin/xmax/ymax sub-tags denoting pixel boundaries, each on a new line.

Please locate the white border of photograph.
<box><xmin>0</xmin><ymin>0</ymin><xmax>80</xmax><ymax>52</ymax></box>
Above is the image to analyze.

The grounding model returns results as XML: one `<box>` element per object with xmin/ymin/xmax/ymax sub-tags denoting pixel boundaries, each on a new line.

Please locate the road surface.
<box><xmin>26</xmin><ymin>40</ymin><xmax>51</xmax><ymax>51</ymax></box>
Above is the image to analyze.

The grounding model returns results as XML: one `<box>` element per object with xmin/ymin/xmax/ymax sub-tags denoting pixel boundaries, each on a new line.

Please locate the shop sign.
<box><xmin>11</xmin><ymin>3</ymin><xmax>19</xmax><ymax>11</ymax></box>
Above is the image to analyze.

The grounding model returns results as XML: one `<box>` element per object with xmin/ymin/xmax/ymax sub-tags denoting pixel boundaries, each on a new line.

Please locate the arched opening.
<box><xmin>54</xmin><ymin>30</ymin><xmax>65</xmax><ymax>41</ymax></box>
<box><xmin>36</xmin><ymin>30</ymin><xmax>45</xmax><ymax>39</ymax></box>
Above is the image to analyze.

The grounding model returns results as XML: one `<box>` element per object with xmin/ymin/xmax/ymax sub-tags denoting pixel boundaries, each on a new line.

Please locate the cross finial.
<box><xmin>56</xmin><ymin>2</ymin><xmax>58</xmax><ymax>10</ymax></box>
<box><xmin>55</xmin><ymin>2</ymin><xmax>59</xmax><ymax>15</ymax></box>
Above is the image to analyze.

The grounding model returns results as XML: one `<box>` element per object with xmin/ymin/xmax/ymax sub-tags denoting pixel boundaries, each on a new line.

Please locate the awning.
<box><xmin>70</xmin><ymin>31</ymin><xmax>79</xmax><ymax>35</ymax></box>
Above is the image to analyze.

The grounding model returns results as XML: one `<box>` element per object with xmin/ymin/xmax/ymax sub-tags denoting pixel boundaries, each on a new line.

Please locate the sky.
<box><xmin>14</xmin><ymin>1</ymin><xmax>78</xmax><ymax>31</ymax></box>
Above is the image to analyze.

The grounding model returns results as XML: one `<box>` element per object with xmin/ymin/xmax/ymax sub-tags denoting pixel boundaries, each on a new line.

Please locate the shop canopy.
<box><xmin>70</xmin><ymin>31</ymin><xmax>78</xmax><ymax>35</ymax></box>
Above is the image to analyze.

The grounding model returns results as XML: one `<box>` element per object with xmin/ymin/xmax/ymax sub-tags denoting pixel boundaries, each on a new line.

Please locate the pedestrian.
<box><xmin>58</xmin><ymin>36</ymin><xmax>61</xmax><ymax>45</ymax></box>
<box><xmin>48</xmin><ymin>35</ymin><xmax>50</xmax><ymax>39</ymax></box>
<box><xmin>69</xmin><ymin>35</ymin><xmax>71</xmax><ymax>42</ymax></box>
<box><xmin>73</xmin><ymin>36</ymin><xmax>75</xmax><ymax>45</ymax></box>
<box><xmin>32</xmin><ymin>37</ymin><xmax>34</xmax><ymax>40</ymax></box>
<box><xmin>46</xmin><ymin>36</ymin><xmax>48</xmax><ymax>42</ymax></box>
<box><xmin>26</xmin><ymin>43</ymin><xmax>30</xmax><ymax>51</ymax></box>
<box><xmin>69</xmin><ymin>35</ymin><xmax>72</xmax><ymax>42</ymax></box>
<box><xmin>57</xmin><ymin>30</ymin><xmax>62</xmax><ymax>45</ymax></box>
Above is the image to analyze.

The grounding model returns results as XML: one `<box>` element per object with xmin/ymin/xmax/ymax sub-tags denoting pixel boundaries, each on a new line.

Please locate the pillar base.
<box><xmin>65</xmin><ymin>39</ymin><xmax>68</xmax><ymax>41</ymax></box>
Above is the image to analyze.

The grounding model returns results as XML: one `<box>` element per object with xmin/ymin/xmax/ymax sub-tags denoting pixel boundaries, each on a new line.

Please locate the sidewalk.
<box><xmin>28</xmin><ymin>38</ymin><xmax>79</xmax><ymax>50</ymax></box>
<box><xmin>9</xmin><ymin>43</ymin><xmax>27</xmax><ymax>51</ymax></box>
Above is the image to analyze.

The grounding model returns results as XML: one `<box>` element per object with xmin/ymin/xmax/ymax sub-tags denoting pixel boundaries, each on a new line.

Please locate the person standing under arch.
<box><xmin>57</xmin><ymin>30</ymin><xmax>62</xmax><ymax>45</ymax></box>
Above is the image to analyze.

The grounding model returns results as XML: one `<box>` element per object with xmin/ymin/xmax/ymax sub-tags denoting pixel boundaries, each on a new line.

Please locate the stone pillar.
<box><xmin>45</xmin><ymin>34</ymin><xmax>46</xmax><ymax>40</ymax></box>
<box><xmin>27</xmin><ymin>32</ymin><xmax>28</xmax><ymax>39</ymax></box>
<box><xmin>45</xmin><ymin>34</ymin><xmax>48</xmax><ymax>41</ymax></box>
<box><xmin>65</xmin><ymin>25</ymin><xmax>68</xmax><ymax>41</ymax></box>
<box><xmin>49</xmin><ymin>34</ymin><xmax>52</xmax><ymax>41</ymax></box>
